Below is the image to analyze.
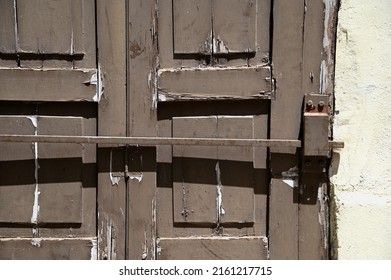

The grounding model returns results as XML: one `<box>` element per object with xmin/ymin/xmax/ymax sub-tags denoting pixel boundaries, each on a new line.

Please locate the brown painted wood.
<box><xmin>158</xmin><ymin>237</ymin><xmax>268</xmax><ymax>260</ymax></box>
<box><xmin>173</xmin><ymin>0</ymin><xmax>212</xmax><ymax>55</ymax></box>
<box><xmin>126</xmin><ymin>0</ymin><xmax>158</xmax><ymax>260</ymax></box>
<box><xmin>158</xmin><ymin>66</ymin><xmax>272</xmax><ymax>101</ymax></box>
<box><xmin>268</xmin><ymin>0</ymin><xmax>305</xmax><ymax>259</ymax></box>
<box><xmin>298</xmin><ymin>0</ymin><xmax>334</xmax><ymax>260</ymax></box>
<box><xmin>269</xmin><ymin>178</ymin><xmax>298</xmax><ymax>259</ymax></box>
<box><xmin>173</xmin><ymin>117</ymin><xmax>218</xmax><ymax>224</ymax></box>
<box><xmin>127</xmin><ymin>148</ymin><xmax>157</xmax><ymax>260</ymax></box>
<box><xmin>128</xmin><ymin>0</ymin><xmax>158</xmax><ymax>137</ymax></box>
<box><xmin>36</xmin><ymin>117</ymin><xmax>83</xmax><ymax>224</ymax></box>
<box><xmin>17</xmin><ymin>0</ymin><xmax>73</xmax><ymax>54</ymax></box>
<box><xmin>0</xmin><ymin>69</ymin><xmax>96</xmax><ymax>102</ymax></box>
<box><xmin>213</xmin><ymin>0</ymin><xmax>256</xmax><ymax>54</ymax></box>
<box><xmin>0</xmin><ymin>117</ymin><xmax>36</xmax><ymax>225</ymax></box>
<box><xmin>0</xmin><ymin>0</ymin><xmax>16</xmax><ymax>53</ymax></box>
<box><xmin>96</xmin><ymin>0</ymin><xmax>127</xmax><ymax>260</ymax></box>
<box><xmin>0</xmin><ymin>238</ymin><xmax>96</xmax><ymax>260</ymax></box>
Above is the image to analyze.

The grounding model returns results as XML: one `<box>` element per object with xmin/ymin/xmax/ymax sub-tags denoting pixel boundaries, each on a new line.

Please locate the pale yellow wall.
<box><xmin>331</xmin><ymin>0</ymin><xmax>391</xmax><ymax>259</ymax></box>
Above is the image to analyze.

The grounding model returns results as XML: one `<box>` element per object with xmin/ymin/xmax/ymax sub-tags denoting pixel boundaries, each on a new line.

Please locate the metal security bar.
<box><xmin>0</xmin><ymin>134</ymin><xmax>344</xmax><ymax>149</ymax></box>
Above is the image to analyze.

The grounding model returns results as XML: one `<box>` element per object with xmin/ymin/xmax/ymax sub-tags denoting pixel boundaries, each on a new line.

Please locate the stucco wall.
<box><xmin>331</xmin><ymin>0</ymin><xmax>391</xmax><ymax>259</ymax></box>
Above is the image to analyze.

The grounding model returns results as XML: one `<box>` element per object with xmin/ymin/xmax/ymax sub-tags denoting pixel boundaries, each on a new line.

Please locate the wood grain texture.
<box><xmin>0</xmin><ymin>238</ymin><xmax>96</xmax><ymax>260</ymax></box>
<box><xmin>158</xmin><ymin>66</ymin><xmax>272</xmax><ymax>101</ymax></box>
<box><xmin>0</xmin><ymin>0</ymin><xmax>16</xmax><ymax>53</ymax></box>
<box><xmin>268</xmin><ymin>0</ymin><xmax>305</xmax><ymax>259</ymax></box>
<box><xmin>299</xmin><ymin>0</ymin><xmax>333</xmax><ymax>260</ymax></box>
<box><xmin>213</xmin><ymin>0</ymin><xmax>256</xmax><ymax>54</ymax></box>
<box><xmin>0</xmin><ymin>69</ymin><xmax>96</xmax><ymax>102</ymax></box>
<box><xmin>128</xmin><ymin>0</ymin><xmax>158</xmax><ymax>136</ymax></box>
<box><xmin>269</xmin><ymin>178</ymin><xmax>298</xmax><ymax>259</ymax></box>
<box><xmin>173</xmin><ymin>0</ymin><xmax>212</xmax><ymax>55</ymax></box>
<box><xmin>158</xmin><ymin>237</ymin><xmax>268</xmax><ymax>260</ymax></box>
<box><xmin>96</xmin><ymin>0</ymin><xmax>127</xmax><ymax>260</ymax></box>
<box><xmin>0</xmin><ymin>117</ymin><xmax>36</xmax><ymax>226</ymax></box>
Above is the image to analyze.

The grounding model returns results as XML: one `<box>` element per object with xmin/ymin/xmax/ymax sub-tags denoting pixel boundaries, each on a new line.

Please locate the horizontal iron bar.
<box><xmin>0</xmin><ymin>135</ymin><xmax>344</xmax><ymax>149</ymax></box>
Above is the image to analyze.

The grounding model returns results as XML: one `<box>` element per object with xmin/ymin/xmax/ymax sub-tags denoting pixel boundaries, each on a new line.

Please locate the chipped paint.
<box><xmin>151</xmin><ymin>193</ymin><xmax>157</xmax><ymax>260</ymax></box>
<box><xmin>13</xmin><ymin>0</ymin><xmax>19</xmax><ymax>52</ymax></box>
<box><xmin>282</xmin><ymin>179</ymin><xmax>296</xmax><ymax>188</ymax></box>
<box><xmin>109</xmin><ymin>149</ymin><xmax>121</xmax><ymax>186</ymax></box>
<box><xmin>92</xmin><ymin>65</ymin><xmax>104</xmax><ymax>102</ymax></box>
<box><xmin>320</xmin><ymin>59</ymin><xmax>328</xmax><ymax>94</ymax></box>
<box><xmin>29</xmin><ymin>115</ymin><xmax>40</xmax><ymax>228</ymax></box>
<box><xmin>322</xmin><ymin>0</ymin><xmax>335</xmax><ymax>48</ymax></box>
<box><xmin>129</xmin><ymin>172</ymin><xmax>143</xmax><ymax>182</ymax></box>
<box><xmin>215</xmin><ymin>162</ymin><xmax>225</xmax><ymax>224</ymax></box>
<box><xmin>90</xmin><ymin>239</ymin><xmax>98</xmax><ymax>260</ymax></box>
<box><xmin>281</xmin><ymin>166</ymin><xmax>299</xmax><ymax>178</ymax></box>
<box><xmin>213</xmin><ymin>37</ymin><xmax>229</xmax><ymax>54</ymax></box>
<box><xmin>31</xmin><ymin>238</ymin><xmax>42</xmax><ymax>247</ymax></box>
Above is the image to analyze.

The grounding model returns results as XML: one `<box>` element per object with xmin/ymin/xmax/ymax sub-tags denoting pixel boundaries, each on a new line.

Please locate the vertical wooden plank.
<box><xmin>97</xmin><ymin>0</ymin><xmax>127</xmax><ymax>260</ymax></box>
<box><xmin>127</xmin><ymin>0</ymin><xmax>158</xmax><ymax>259</ymax></box>
<box><xmin>269</xmin><ymin>178</ymin><xmax>298</xmax><ymax>259</ymax></box>
<box><xmin>173</xmin><ymin>0</ymin><xmax>212</xmax><ymax>55</ymax></box>
<box><xmin>127</xmin><ymin>148</ymin><xmax>156</xmax><ymax>259</ymax></box>
<box><xmin>213</xmin><ymin>0</ymin><xmax>256</xmax><ymax>54</ymax></box>
<box><xmin>128</xmin><ymin>0</ymin><xmax>158</xmax><ymax>137</ymax></box>
<box><xmin>0</xmin><ymin>0</ymin><xmax>16</xmax><ymax>53</ymax></box>
<box><xmin>269</xmin><ymin>0</ymin><xmax>305</xmax><ymax>260</ymax></box>
<box><xmin>298</xmin><ymin>0</ymin><xmax>336</xmax><ymax>260</ymax></box>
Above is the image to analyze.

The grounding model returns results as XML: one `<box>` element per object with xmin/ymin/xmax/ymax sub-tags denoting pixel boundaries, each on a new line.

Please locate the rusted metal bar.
<box><xmin>0</xmin><ymin>134</ymin><xmax>343</xmax><ymax>149</ymax></box>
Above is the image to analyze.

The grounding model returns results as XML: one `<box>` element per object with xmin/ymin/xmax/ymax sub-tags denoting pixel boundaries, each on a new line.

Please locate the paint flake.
<box><xmin>31</xmin><ymin>238</ymin><xmax>42</xmax><ymax>247</ymax></box>
<box><xmin>92</xmin><ymin>65</ymin><xmax>104</xmax><ymax>102</ymax></box>
<box><xmin>109</xmin><ymin>149</ymin><xmax>121</xmax><ymax>186</ymax></box>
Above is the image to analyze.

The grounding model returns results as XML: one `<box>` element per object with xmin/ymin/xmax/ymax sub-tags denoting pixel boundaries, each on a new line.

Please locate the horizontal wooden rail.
<box><xmin>0</xmin><ymin>134</ymin><xmax>344</xmax><ymax>149</ymax></box>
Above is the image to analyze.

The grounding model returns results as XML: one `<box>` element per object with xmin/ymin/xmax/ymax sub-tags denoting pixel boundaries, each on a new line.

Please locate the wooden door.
<box><xmin>96</xmin><ymin>0</ymin><xmax>333</xmax><ymax>260</ymax></box>
<box><xmin>0</xmin><ymin>0</ymin><xmax>337</xmax><ymax>260</ymax></box>
<box><xmin>0</xmin><ymin>0</ymin><xmax>97</xmax><ymax>259</ymax></box>
<box><xmin>155</xmin><ymin>0</ymin><xmax>270</xmax><ymax>259</ymax></box>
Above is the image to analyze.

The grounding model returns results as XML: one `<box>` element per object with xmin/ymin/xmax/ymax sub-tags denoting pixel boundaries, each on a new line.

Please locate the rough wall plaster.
<box><xmin>331</xmin><ymin>0</ymin><xmax>391</xmax><ymax>259</ymax></box>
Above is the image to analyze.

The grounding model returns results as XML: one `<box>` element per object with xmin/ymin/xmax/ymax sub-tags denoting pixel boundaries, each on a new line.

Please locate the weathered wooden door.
<box><xmin>0</xmin><ymin>0</ymin><xmax>337</xmax><ymax>259</ymax></box>
<box><xmin>97</xmin><ymin>0</ymin><xmax>336</xmax><ymax>260</ymax></box>
<box><xmin>0</xmin><ymin>0</ymin><xmax>97</xmax><ymax>259</ymax></box>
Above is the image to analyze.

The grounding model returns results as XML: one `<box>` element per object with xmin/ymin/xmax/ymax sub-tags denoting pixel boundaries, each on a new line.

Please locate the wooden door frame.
<box><xmin>95</xmin><ymin>0</ymin><xmax>339</xmax><ymax>260</ymax></box>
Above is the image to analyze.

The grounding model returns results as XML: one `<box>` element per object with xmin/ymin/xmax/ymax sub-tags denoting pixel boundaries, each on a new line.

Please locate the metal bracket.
<box><xmin>301</xmin><ymin>94</ymin><xmax>335</xmax><ymax>204</ymax></box>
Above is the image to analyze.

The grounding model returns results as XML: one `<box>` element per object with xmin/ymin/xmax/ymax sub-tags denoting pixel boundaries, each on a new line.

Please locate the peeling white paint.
<box><xmin>282</xmin><ymin>179</ymin><xmax>296</xmax><ymax>188</ymax></box>
<box><xmin>215</xmin><ymin>162</ymin><xmax>225</xmax><ymax>222</ymax></box>
<box><xmin>30</xmin><ymin>238</ymin><xmax>42</xmax><ymax>247</ymax></box>
<box><xmin>320</xmin><ymin>60</ymin><xmax>328</xmax><ymax>94</ymax></box>
<box><xmin>157</xmin><ymin>92</ymin><xmax>167</xmax><ymax>102</ymax></box>
<box><xmin>70</xmin><ymin>29</ymin><xmax>74</xmax><ymax>55</ymax></box>
<box><xmin>281</xmin><ymin>166</ymin><xmax>299</xmax><ymax>178</ymax></box>
<box><xmin>109</xmin><ymin>149</ymin><xmax>121</xmax><ymax>186</ymax></box>
<box><xmin>26</xmin><ymin>116</ymin><xmax>37</xmax><ymax>128</ymax></box>
<box><xmin>92</xmin><ymin>65</ymin><xmax>104</xmax><ymax>102</ymax></box>
<box><xmin>30</xmin><ymin>115</ymin><xmax>40</xmax><ymax>227</ymax></box>
<box><xmin>129</xmin><ymin>172</ymin><xmax>143</xmax><ymax>183</ymax></box>
<box><xmin>13</xmin><ymin>0</ymin><xmax>19</xmax><ymax>52</ymax></box>
<box><xmin>323</xmin><ymin>0</ymin><xmax>335</xmax><ymax>48</ymax></box>
<box><xmin>90</xmin><ymin>239</ymin><xmax>98</xmax><ymax>260</ymax></box>
<box><xmin>213</xmin><ymin>36</ymin><xmax>229</xmax><ymax>54</ymax></box>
